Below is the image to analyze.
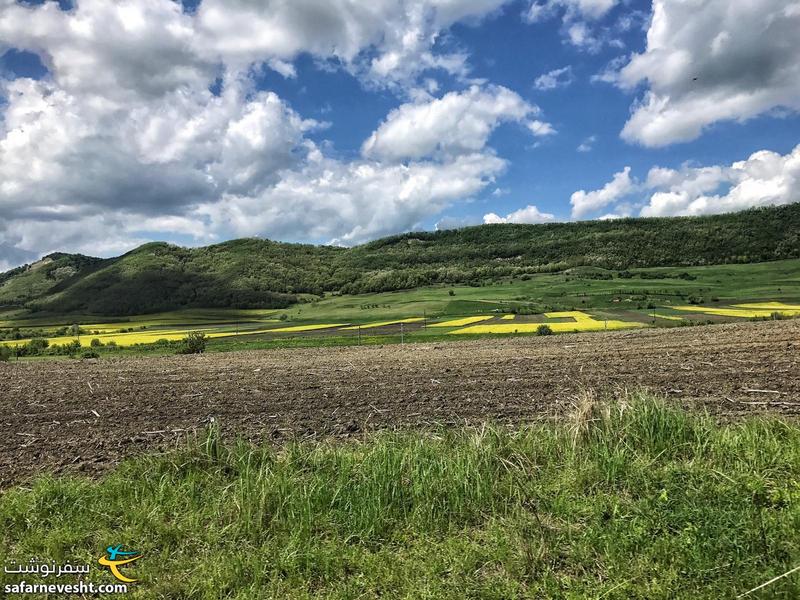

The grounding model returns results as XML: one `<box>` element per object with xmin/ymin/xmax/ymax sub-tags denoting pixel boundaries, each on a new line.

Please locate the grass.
<box><xmin>1</xmin><ymin>258</ymin><xmax>799</xmax><ymax>357</ymax></box>
<box><xmin>2</xmin><ymin>393</ymin><xmax>800</xmax><ymax>598</ymax></box>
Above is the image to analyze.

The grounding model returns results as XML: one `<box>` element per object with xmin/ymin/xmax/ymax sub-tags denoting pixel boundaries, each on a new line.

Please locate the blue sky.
<box><xmin>0</xmin><ymin>0</ymin><xmax>799</xmax><ymax>268</ymax></box>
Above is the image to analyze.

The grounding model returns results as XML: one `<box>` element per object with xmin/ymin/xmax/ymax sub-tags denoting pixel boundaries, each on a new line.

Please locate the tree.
<box><xmin>178</xmin><ymin>331</ymin><xmax>207</xmax><ymax>355</ymax></box>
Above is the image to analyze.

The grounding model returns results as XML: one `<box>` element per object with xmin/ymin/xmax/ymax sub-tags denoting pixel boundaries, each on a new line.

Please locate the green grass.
<box><xmin>2</xmin><ymin>258</ymin><xmax>799</xmax><ymax>359</ymax></box>
<box><xmin>2</xmin><ymin>393</ymin><xmax>800</xmax><ymax>598</ymax></box>
<box><xmin>4</xmin><ymin>259</ymin><xmax>800</xmax><ymax>329</ymax></box>
<box><xmin>271</xmin><ymin>259</ymin><xmax>800</xmax><ymax>323</ymax></box>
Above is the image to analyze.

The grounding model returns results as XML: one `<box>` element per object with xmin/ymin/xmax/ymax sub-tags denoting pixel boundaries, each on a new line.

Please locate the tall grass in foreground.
<box><xmin>2</xmin><ymin>392</ymin><xmax>800</xmax><ymax>598</ymax></box>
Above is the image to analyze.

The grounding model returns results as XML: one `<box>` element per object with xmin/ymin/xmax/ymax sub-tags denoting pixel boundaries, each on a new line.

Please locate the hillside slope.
<box><xmin>1</xmin><ymin>204</ymin><xmax>798</xmax><ymax>315</ymax></box>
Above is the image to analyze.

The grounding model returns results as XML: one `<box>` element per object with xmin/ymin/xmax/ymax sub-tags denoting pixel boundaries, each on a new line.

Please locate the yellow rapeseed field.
<box><xmin>673</xmin><ymin>302</ymin><xmax>800</xmax><ymax>319</ymax></box>
<box><xmin>451</xmin><ymin>311</ymin><xmax>643</xmax><ymax>335</ymax></box>
<box><xmin>0</xmin><ymin>328</ymin><xmax>218</xmax><ymax>348</ymax></box>
<box><xmin>429</xmin><ymin>316</ymin><xmax>494</xmax><ymax>328</ymax></box>
<box><xmin>263</xmin><ymin>324</ymin><xmax>348</xmax><ymax>333</ymax></box>
<box><xmin>341</xmin><ymin>318</ymin><xmax>424</xmax><ymax>330</ymax></box>
<box><xmin>500</xmin><ymin>315</ymin><xmax>516</xmax><ymax>321</ymax></box>
<box><xmin>733</xmin><ymin>302</ymin><xmax>800</xmax><ymax>311</ymax></box>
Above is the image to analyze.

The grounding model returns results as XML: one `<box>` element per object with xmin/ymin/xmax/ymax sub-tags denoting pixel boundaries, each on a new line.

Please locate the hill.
<box><xmin>1</xmin><ymin>203</ymin><xmax>798</xmax><ymax>315</ymax></box>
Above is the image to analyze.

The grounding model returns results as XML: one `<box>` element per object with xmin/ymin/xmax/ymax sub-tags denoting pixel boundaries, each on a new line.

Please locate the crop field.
<box><xmin>1</xmin><ymin>259</ymin><xmax>799</xmax><ymax>354</ymax></box>
<box><xmin>341</xmin><ymin>317</ymin><xmax>425</xmax><ymax>330</ymax></box>
<box><xmin>452</xmin><ymin>311</ymin><xmax>644</xmax><ymax>334</ymax></box>
<box><xmin>673</xmin><ymin>302</ymin><xmax>800</xmax><ymax>319</ymax></box>
<box><xmin>429</xmin><ymin>315</ymin><xmax>494</xmax><ymax>327</ymax></box>
<box><xmin>1</xmin><ymin>318</ymin><xmax>798</xmax><ymax>487</ymax></box>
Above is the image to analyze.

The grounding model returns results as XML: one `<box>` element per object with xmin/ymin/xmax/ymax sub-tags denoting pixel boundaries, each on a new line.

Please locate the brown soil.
<box><xmin>1</xmin><ymin>319</ymin><xmax>798</xmax><ymax>487</ymax></box>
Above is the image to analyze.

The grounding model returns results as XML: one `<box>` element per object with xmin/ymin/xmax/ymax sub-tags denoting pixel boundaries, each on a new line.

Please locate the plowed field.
<box><xmin>1</xmin><ymin>319</ymin><xmax>798</xmax><ymax>486</ymax></box>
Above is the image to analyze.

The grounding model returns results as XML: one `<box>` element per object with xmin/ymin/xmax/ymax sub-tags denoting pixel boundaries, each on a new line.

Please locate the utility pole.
<box><xmin>400</xmin><ymin>322</ymin><xmax>405</xmax><ymax>345</ymax></box>
<box><xmin>358</xmin><ymin>325</ymin><xmax>361</xmax><ymax>346</ymax></box>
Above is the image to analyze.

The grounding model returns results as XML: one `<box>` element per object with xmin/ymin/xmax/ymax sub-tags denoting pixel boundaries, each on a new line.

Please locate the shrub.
<box><xmin>81</xmin><ymin>350</ymin><xmax>100</xmax><ymax>359</ymax></box>
<box><xmin>448</xmin><ymin>289</ymin><xmax>456</xmax><ymax>296</ymax></box>
<box><xmin>537</xmin><ymin>324</ymin><xmax>553</xmax><ymax>336</ymax></box>
<box><xmin>178</xmin><ymin>331</ymin><xmax>207</xmax><ymax>355</ymax></box>
<box><xmin>0</xmin><ymin>345</ymin><xmax>11</xmax><ymax>362</ymax></box>
<box><xmin>90</xmin><ymin>338</ymin><xmax>103</xmax><ymax>347</ymax></box>
<box><xmin>23</xmin><ymin>338</ymin><xmax>49</xmax><ymax>356</ymax></box>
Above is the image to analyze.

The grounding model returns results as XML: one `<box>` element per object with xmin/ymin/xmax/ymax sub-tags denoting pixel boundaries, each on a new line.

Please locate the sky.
<box><xmin>0</xmin><ymin>0</ymin><xmax>799</xmax><ymax>270</ymax></box>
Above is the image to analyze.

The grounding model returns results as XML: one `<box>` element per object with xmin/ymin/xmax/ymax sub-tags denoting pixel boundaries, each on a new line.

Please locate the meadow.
<box><xmin>2</xmin><ymin>393</ymin><xmax>799</xmax><ymax>598</ymax></box>
<box><xmin>1</xmin><ymin>259</ymin><xmax>799</xmax><ymax>357</ymax></box>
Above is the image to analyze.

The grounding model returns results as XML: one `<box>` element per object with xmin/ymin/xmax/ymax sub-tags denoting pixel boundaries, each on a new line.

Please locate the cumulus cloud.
<box><xmin>0</xmin><ymin>0</ymin><xmax>513</xmax><ymax>93</ymax></box>
<box><xmin>0</xmin><ymin>0</ymin><xmax>213</xmax><ymax>101</ymax></box>
<box><xmin>483</xmin><ymin>204</ymin><xmax>555</xmax><ymax>224</ymax></box>
<box><xmin>570</xmin><ymin>167</ymin><xmax>634</xmax><ymax>218</ymax></box>
<box><xmin>195</xmin><ymin>0</ymin><xmax>511</xmax><ymax>88</ymax></box>
<box><xmin>0</xmin><ymin>0</ymin><xmax>532</xmax><ymax>265</ymax></box>
<box><xmin>534</xmin><ymin>66</ymin><xmax>574</xmax><ymax>90</ymax></box>
<box><xmin>524</xmin><ymin>0</ymin><xmax>620</xmax><ymax>51</ymax></box>
<box><xmin>568</xmin><ymin>145</ymin><xmax>800</xmax><ymax>219</ymax></box>
<box><xmin>0</xmin><ymin>75</ymin><xmax>318</xmax><ymax>246</ymax></box>
<box><xmin>361</xmin><ymin>85</ymin><xmax>551</xmax><ymax>162</ymax></box>
<box><xmin>640</xmin><ymin>145</ymin><xmax>800</xmax><ymax>217</ymax></box>
<box><xmin>199</xmin><ymin>152</ymin><xmax>508</xmax><ymax>246</ymax></box>
<box><xmin>615</xmin><ymin>0</ymin><xmax>800</xmax><ymax>147</ymax></box>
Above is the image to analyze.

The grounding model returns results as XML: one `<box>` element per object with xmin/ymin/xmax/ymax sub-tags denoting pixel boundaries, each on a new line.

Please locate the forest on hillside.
<box><xmin>1</xmin><ymin>204</ymin><xmax>798</xmax><ymax>315</ymax></box>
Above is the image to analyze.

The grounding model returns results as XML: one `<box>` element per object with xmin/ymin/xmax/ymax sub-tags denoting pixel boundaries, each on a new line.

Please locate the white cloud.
<box><xmin>483</xmin><ymin>204</ymin><xmax>555</xmax><ymax>224</ymax></box>
<box><xmin>591</xmin><ymin>55</ymin><xmax>627</xmax><ymax>84</ymax></box>
<box><xmin>525</xmin><ymin>0</ymin><xmax>617</xmax><ymax>23</ymax></box>
<box><xmin>577</xmin><ymin>135</ymin><xmax>597</xmax><ymax>152</ymax></box>
<box><xmin>0</xmin><ymin>0</ymin><xmax>212</xmax><ymax>102</ymax></box>
<box><xmin>0</xmin><ymin>75</ymin><xmax>317</xmax><ymax>241</ymax></box>
<box><xmin>567</xmin><ymin>145</ymin><xmax>800</xmax><ymax>219</ymax></box>
<box><xmin>527</xmin><ymin>120</ymin><xmax>557</xmax><ymax>137</ymax></box>
<box><xmin>0</xmin><ymin>0</ymin><xmax>516</xmax><ymax>94</ymax></box>
<box><xmin>435</xmin><ymin>215</ymin><xmax>482</xmax><ymax>230</ymax></box>
<box><xmin>570</xmin><ymin>167</ymin><xmax>634</xmax><ymax>218</ymax></box>
<box><xmin>195</xmin><ymin>0</ymin><xmax>512</xmax><ymax>89</ymax></box>
<box><xmin>534</xmin><ymin>66</ymin><xmax>574</xmax><ymax>90</ymax></box>
<box><xmin>524</xmin><ymin>0</ymin><xmax>619</xmax><ymax>51</ymax></box>
<box><xmin>640</xmin><ymin>145</ymin><xmax>800</xmax><ymax>217</ymax></box>
<box><xmin>199</xmin><ymin>152</ymin><xmax>508</xmax><ymax>246</ymax></box>
<box><xmin>0</xmin><ymin>0</ymin><xmax>533</xmax><ymax>264</ymax></box>
<box><xmin>615</xmin><ymin>0</ymin><xmax>800</xmax><ymax>147</ymax></box>
<box><xmin>361</xmin><ymin>85</ymin><xmax>551</xmax><ymax>161</ymax></box>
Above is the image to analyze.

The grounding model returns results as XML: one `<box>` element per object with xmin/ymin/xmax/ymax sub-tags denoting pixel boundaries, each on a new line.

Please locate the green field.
<box><xmin>2</xmin><ymin>393</ymin><xmax>799</xmax><ymax>598</ymax></box>
<box><xmin>1</xmin><ymin>259</ymin><xmax>799</xmax><ymax>358</ymax></box>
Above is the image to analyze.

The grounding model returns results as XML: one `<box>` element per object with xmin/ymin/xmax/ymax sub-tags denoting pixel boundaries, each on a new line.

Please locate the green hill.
<box><xmin>2</xmin><ymin>204</ymin><xmax>798</xmax><ymax>315</ymax></box>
